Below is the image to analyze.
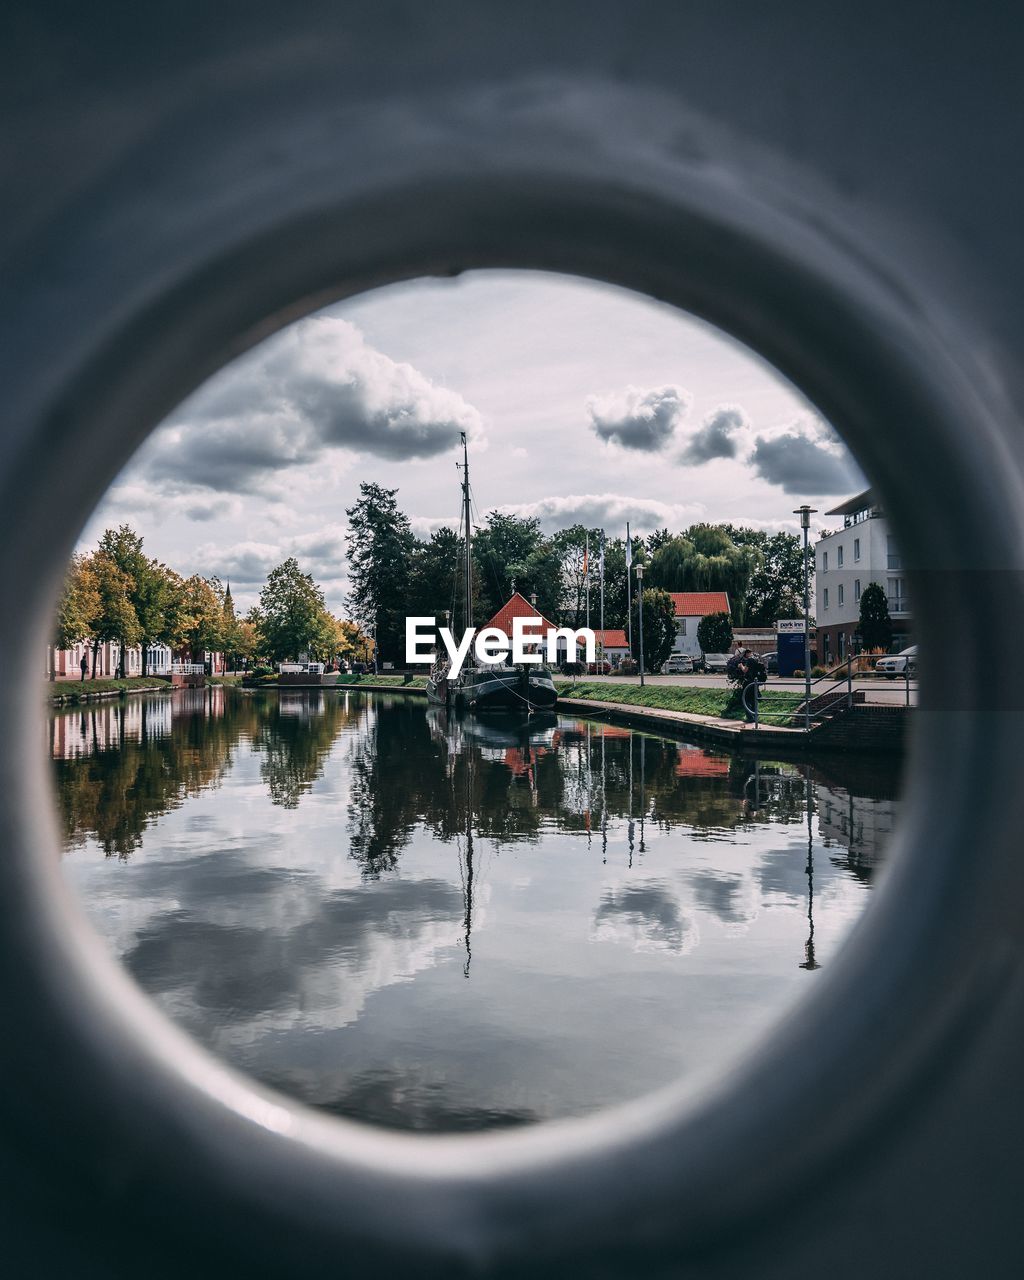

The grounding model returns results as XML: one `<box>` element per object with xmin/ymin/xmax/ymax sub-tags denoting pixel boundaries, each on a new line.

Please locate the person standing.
<box><xmin>79</xmin><ymin>652</ymin><xmax>89</xmax><ymax>682</ymax></box>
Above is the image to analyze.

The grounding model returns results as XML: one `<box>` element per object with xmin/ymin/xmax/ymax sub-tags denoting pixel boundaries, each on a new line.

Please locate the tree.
<box><xmin>647</xmin><ymin>524</ymin><xmax>761</xmax><ymax>623</ymax></box>
<box><xmin>88</xmin><ymin>552</ymin><xmax>142</xmax><ymax>677</ymax></box>
<box><xmin>632</xmin><ymin>587</ymin><xmax>676</xmax><ymax>673</ymax></box>
<box><xmin>646</xmin><ymin>527</ymin><xmax>673</xmax><ymax>555</ymax></box>
<box><xmin>409</xmin><ymin>527</ymin><xmax>464</xmax><ymax>622</ymax></box>
<box><xmin>174</xmin><ymin>575</ymin><xmax>226</xmax><ymax>662</ymax></box>
<box><xmin>472</xmin><ymin>511</ymin><xmax>561</xmax><ymax>624</ymax></box>
<box><xmin>697</xmin><ymin>611</ymin><xmax>733</xmax><ymax>655</ymax></box>
<box><xmin>856</xmin><ymin>582</ymin><xmax>893</xmax><ymax>652</ymax></box>
<box><xmin>346</xmin><ymin>483</ymin><xmax>415</xmax><ymax>664</ymax></box>
<box><xmin>52</xmin><ymin>555</ymin><xmax>101</xmax><ymax>681</ymax></box>
<box><xmin>54</xmin><ymin>555</ymin><xmax>100</xmax><ymax>650</ymax></box>
<box><xmin>724</xmin><ymin>526</ymin><xmax>808</xmax><ymax>627</ymax></box>
<box><xmin>551</xmin><ymin>524</ymin><xmax>592</xmax><ymax>627</ymax></box>
<box><xmin>335</xmin><ymin>618</ymin><xmax>372</xmax><ymax>664</ymax></box>
<box><xmin>254</xmin><ymin>559</ymin><xmax>332</xmax><ymax>664</ymax></box>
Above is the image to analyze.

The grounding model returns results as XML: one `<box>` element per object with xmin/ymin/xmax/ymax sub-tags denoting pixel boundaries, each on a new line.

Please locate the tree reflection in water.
<box><xmin>52</xmin><ymin>688</ymin><xmax>904</xmax><ymax>1130</ymax></box>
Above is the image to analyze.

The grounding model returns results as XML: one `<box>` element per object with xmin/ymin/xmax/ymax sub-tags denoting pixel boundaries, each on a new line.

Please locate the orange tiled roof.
<box><xmin>668</xmin><ymin>591</ymin><xmax>730</xmax><ymax>617</ymax></box>
<box><xmin>675</xmin><ymin>746</ymin><xmax>732</xmax><ymax>778</ymax></box>
<box><xmin>483</xmin><ymin>592</ymin><xmax>558</xmax><ymax>636</ymax></box>
<box><xmin>594</xmin><ymin>628</ymin><xmax>628</xmax><ymax>648</ymax></box>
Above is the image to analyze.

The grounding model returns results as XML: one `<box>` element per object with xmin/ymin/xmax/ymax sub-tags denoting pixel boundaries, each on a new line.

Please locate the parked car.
<box><xmin>586</xmin><ymin>660</ymin><xmax>612</xmax><ymax>675</ymax></box>
<box><xmin>702</xmin><ymin>652</ymin><xmax>731</xmax><ymax>674</ymax></box>
<box><xmin>763</xmin><ymin>652</ymin><xmax>778</xmax><ymax>675</ymax></box>
<box><xmin>661</xmin><ymin>654</ymin><xmax>694</xmax><ymax>674</ymax></box>
<box><xmin>874</xmin><ymin>645</ymin><xmax>917</xmax><ymax>678</ymax></box>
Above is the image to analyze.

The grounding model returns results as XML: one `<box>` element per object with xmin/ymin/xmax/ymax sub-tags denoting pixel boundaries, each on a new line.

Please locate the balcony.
<box><xmin>887</xmin><ymin>554</ymin><xmax>903</xmax><ymax>570</ymax></box>
<box><xmin>887</xmin><ymin>596</ymin><xmax>911</xmax><ymax>616</ymax></box>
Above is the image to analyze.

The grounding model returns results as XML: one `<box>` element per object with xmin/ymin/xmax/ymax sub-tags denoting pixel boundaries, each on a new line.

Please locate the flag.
<box><xmin>583</xmin><ymin>535</ymin><xmax>589</xmax><ymax>579</ymax></box>
<box><xmin>625</xmin><ymin>522</ymin><xmax>632</xmax><ymax>567</ymax></box>
<box><xmin>598</xmin><ymin>531</ymin><xmax>605</xmax><ymax>577</ymax></box>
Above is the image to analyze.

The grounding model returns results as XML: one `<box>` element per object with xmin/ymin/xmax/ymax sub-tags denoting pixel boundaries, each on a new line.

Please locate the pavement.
<box><xmin>581</xmin><ymin>672</ymin><xmax>918</xmax><ymax>707</ymax></box>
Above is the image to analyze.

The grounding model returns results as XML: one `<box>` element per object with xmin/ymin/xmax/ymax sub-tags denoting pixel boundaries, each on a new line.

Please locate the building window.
<box><xmin>822</xmin><ymin>552</ymin><xmax>828</xmax><ymax>572</ymax></box>
<box><xmin>824</xmin><ymin>588</ymin><xmax>829</xmax><ymax>610</ymax></box>
<box><xmin>678</xmin><ymin>618</ymin><xmax>686</xmax><ymax>635</ymax></box>
<box><xmin>854</xmin><ymin>537</ymin><xmax>860</xmax><ymax>561</ymax></box>
<box><xmin>887</xmin><ymin>535</ymin><xmax>902</xmax><ymax>571</ymax></box>
<box><xmin>837</xmin><ymin>545</ymin><xmax>844</xmax><ymax>567</ymax></box>
<box><xmin>823</xmin><ymin>633</ymin><xmax>831</xmax><ymax>663</ymax></box>
<box><xmin>854</xmin><ymin>578</ymin><xmax>861</xmax><ymax>601</ymax></box>
<box><xmin>839</xmin><ymin>631</ymin><xmax>846</xmax><ymax>659</ymax></box>
<box><xmin>838</xmin><ymin>584</ymin><xmax>844</xmax><ymax>607</ymax></box>
<box><xmin>887</xmin><ymin>577</ymin><xmax>907</xmax><ymax>613</ymax></box>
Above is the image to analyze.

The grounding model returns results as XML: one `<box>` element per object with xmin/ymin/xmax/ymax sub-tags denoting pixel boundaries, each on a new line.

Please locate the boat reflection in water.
<box><xmin>53</xmin><ymin>688</ymin><xmax>903</xmax><ymax>1132</ymax></box>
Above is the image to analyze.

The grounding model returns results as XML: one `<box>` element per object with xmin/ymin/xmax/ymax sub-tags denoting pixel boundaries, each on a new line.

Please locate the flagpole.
<box><xmin>599</xmin><ymin>530</ymin><xmax>605</xmax><ymax>658</ymax></box>
<box><xmin>585</xmin><ymin>532</ymin><xmax>590</xmax><ymax>632</ymax></box>
<box><xmin>625</xmin><ymin>521</ymin><xmax>632</xmax><ymax>658</ymax></box>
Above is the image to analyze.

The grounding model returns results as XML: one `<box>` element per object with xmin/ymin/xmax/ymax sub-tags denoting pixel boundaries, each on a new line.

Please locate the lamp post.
<box><xmin>635</xmin><ymin>563</ymin><xmax>645</xmax><ymax>687</ymax></box>
<box><xmin>794</xmin><ymin>505</ymin><xmax>817</xmax><ymax>731</ymax></box>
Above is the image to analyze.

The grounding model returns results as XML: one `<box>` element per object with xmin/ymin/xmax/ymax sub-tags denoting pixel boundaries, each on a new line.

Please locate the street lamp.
<box><xmin>635</xmin><ymin>563</ymin><xmax>645</xmax><ymax>687</ymax></box>
<box><xmin>794</xmin><ymin>505</ymin><xmax>817</xmax><ymax>731</ymax></box>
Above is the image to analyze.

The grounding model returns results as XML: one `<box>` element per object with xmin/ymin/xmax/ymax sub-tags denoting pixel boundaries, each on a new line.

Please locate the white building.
<box><xmin>814</xmin><ymin>490</ymin><xmax>912</xmax><ymax>665</ymax></box>
<box><xmin>668</xmin><ymin>592</ymin><xmax>731</xmax><ymax>658</ymax></box>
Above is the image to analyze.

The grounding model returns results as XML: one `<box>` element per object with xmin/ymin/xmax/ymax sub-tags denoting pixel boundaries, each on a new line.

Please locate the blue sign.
<box><xmin>777</xmin><ymin>630</ymin><xmax>807</xmax><ymax>678</ymax></box>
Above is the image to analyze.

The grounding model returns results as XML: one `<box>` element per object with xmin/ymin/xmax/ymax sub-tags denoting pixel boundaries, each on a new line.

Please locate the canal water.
<box><xmin>50</xmin><ymin>688</ymin><xmax>902</xmax><ymax>1132</ymax></box>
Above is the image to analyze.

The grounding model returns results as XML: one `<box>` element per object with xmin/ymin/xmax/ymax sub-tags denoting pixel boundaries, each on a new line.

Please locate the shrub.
<box><xmin>617</xmin><ymin>657</ymin><xmax>638</xmax><ymax>675</ymax></box>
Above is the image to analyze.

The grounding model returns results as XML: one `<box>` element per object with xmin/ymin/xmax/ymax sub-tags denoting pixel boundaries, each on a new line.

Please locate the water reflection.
<box><xmin>52</xmin><ymin>689</ymin><xmax>903</xmax><ymax>1130</ymax></box>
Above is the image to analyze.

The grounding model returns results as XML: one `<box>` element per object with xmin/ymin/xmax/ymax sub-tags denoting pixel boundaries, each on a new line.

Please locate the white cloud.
<box><xmin>140</xmin><ymin>315</ymin><xmax>487</xmax><ymax>496</ymax></box>
<box><xmin>585</xmin><ymin>384</ymin><xmax>691</xmax><ymax>452</ymax></box>
<box><xmin>494</xmin><ymin>493</ymin><xmax>705</xmax><ymax>534</ymax></box>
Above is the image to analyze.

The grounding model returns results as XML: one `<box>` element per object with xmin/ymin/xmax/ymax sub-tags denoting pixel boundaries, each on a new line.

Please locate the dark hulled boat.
<box><xmin>455</xmin><ymin>663</ymin><xmax>558</xmax><ymax>714</ymax></box>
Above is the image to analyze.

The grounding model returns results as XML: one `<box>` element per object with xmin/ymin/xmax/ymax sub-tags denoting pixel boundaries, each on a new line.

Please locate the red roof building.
<box><xmin>666</xmin><ymin>592</ymin><xmax>732</xmax><ymax>660</ymax></box>
<box><xmin>594</xmin><ymin>628</ymin><xmax>629</xmax><ymax>652</ymax></box>
<box><xmin>482</xmin><ymin>592</ymin><xmax>558</xmax><ymax>636</ymax></box>
<box><xmin>668</xmin><ymin>592</ymin><xmax>731</xmax><ymax>617</ymax></box>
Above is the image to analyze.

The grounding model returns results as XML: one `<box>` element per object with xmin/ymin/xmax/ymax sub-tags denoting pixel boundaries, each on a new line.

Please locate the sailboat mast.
<box><xmin>461</xmin><ymin>430</ymin><xmax>473</xmax><ymax>633</ymax></box>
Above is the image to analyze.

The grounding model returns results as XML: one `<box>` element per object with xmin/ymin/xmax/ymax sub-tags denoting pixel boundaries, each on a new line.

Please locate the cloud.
<box><xmin>494</xmin><ymin>493</ymin><xmax>704</xmax><ymax>535</ymax></box>
<box><xmin>98</xmin><ymin>480</ymin><xmax>244</xmax><ymax>526</ymax></box>
<box><xmin>748</xmin><ymin>420</ymin><xmax>864</xmax><ymax>494</ymax></box>
<box><xmin>190</xmin><ymin>524</ymin><xmax>350</xmax><ymax>590</ymax></box>
<box><xmin>680</xmin><ymin>403</ymin><xmax>750</xmax><ymax>464</ymax></box>
<box><xmin>138</xmin><ymin>315</ymin><xmax>486</xmax><ymax>496</ymax></box>
<box><xmin>591</xmin><ymin>883</ymin><xmax>696</xmax><ymax>954</ymax></box>
<box><xmin>585</xmin><ymin>384</ymin><xmax>691</xmax><ymax>452</ymax></box>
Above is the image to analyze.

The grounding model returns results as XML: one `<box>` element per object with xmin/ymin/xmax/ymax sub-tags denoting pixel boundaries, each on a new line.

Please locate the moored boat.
<box><xmin>455</xmin><ymin>663</ymin><xmax>558</xmax><ymax>714</ymax></box>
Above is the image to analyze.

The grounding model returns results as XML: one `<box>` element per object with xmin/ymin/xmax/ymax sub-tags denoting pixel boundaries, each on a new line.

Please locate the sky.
<box><xmin>79</xmin><ymin>270</ymin><xmax>864</xmax><ymax>615</ymax></box>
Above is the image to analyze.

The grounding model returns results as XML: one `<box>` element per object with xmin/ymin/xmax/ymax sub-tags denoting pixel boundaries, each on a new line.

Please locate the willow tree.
<box><xmin>647</xmin><ymin>524</ymin><xmax>761</xmax><ymax>623</ymax></box>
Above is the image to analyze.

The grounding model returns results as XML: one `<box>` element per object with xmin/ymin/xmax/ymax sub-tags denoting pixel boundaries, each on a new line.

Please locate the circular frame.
<box><xmin>3</xmin><ymin>63</ymin><xmax>1024</xmax><ymax>1279</ymax></box>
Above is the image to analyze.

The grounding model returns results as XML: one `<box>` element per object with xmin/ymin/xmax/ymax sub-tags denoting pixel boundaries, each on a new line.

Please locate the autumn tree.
<box><xmin>88</xmin><ymin>552</ymin><xmax>142</xmax><ymax>677</ymax></box>
<box><xmin>173</xmin><ymin>575</ymin><xmax>226</xmax><ymax>663</ymax></box>
<box><xmin>52</xmin><ymin>555</ymin><xmax>101</xmax><ymax>680</ymax></box>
